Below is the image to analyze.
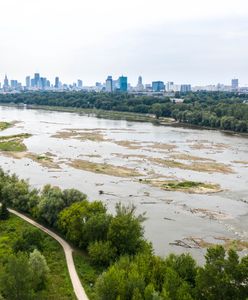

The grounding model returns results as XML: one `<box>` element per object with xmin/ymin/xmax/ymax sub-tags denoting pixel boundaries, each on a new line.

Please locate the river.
<box><xmin>0</xmin><ymin>105</ymin><xmax>247</xmax><ymax>262</ymax></box>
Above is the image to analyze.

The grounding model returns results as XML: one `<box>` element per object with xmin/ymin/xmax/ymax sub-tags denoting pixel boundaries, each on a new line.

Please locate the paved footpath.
<box><xmin>9</xmin><ymin>208</ymin><xmax>89</xmax><ymax>300</ymax></box>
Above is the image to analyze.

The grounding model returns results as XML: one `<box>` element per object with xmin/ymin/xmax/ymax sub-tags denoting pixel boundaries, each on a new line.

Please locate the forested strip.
<box><xmin>0</xmin><ymin>91</ymin><xmax>248</xmax><ymax>132</ymax></box>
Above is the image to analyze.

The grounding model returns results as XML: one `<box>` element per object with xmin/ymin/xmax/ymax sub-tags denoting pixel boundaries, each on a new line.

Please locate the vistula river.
<box><xmin>0</xmin><ymin>105</ymin><xmax>247</xmax><ymax>262</ymax></box>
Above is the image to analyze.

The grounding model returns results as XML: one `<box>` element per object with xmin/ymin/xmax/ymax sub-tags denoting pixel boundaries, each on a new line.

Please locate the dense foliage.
<box><xmin>0</xmin><ymin>91</ymin><xmax>247</xmax><ymax>132</ymax></box>
<box><xmin>0</xmin><ymin>168</ymin><xmax>247</xmax><ymax>299</ymax></box>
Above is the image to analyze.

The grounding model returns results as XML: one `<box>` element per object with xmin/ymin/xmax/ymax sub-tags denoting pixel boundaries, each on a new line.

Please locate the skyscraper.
<box><xmin>136</xmin><ymin>76</ymin><xmax>144</xmax><ymax>91</ymax></box>
<box><xmin>231</xmin><ymin>78</ymin><xmax>239</xmax><ymax>90</ymax></box>
<box><xmin>152</xmin><ymin>81</ymin><xmax>165</xmax><ymax>92</ymax></box>
<box><xmin>118</xmin><ymin>76</ymin><xmax>128</xmax><ymax>92</ymax></box>
<box><xmin>180</xmin><ymin>84</ymin><xmax>191</xmax><ymax>93</ymax></box>
<box><xmin>34</xmin><ymin>73</ymin><xmax>40</xmax><ymax>88</ymax></box>
<box><xmin>78</xmin><ymin>80</ymin><xmax>83</xmax><ymax>88</ymax></box>
<box><xmin>26</xmin><ymin>76</ymin><xmax>30</xmax><ymax>88</ymax></box>
<box><xmin>3</xmin><ymin>75</ymin><xmax>9</xmax><ymax>88</ymax></box>
<box><xmin>106</xmin><ymin>76</ymin><xmax>113</xmax><ymax>92</ymax></box>
<box><xmin>55</xmin><ymin>77</ymin><xmax>59</xmax><ymax>89</ymax></box>
<box><xmin>166</xmin><ymin>81</ymin><xmax>174</xmax><ymax>92</ymax></box>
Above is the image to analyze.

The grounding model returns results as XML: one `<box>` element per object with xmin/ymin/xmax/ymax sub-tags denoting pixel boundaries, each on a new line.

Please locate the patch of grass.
<box><xmin>0</xmin><ymin>133</ymin><xmax>31</xmax><ymax>152</ymax></box>
<box><xmin>73</xmin><ymin>251</ymin><xmax>103</xmax><ymax>300</ymax></box>
<box><xmin>0</xmin><ymin>121</ymin><xmax>12</xmax><ymax>131</ymax></box>
<box><xmin>142</xmin><ymin>179</ymin><xmax>221</xmax><ymax>194</ymax></box>
<box><xmin>68</xmin><ymin>159</ymin><xmax>143</xmax><ymax>177</ymax></box>
<box><xmin>0</xmin><ymin>215</ymin><xmax>76</xmax><ymax>299</ymax></box>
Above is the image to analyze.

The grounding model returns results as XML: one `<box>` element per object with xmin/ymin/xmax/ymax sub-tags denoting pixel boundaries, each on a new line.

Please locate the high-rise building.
<box><xmin>118</xmin><ymin>76</ymin><xmax>128</xmax><ymax>92</ymax></box>
<box><xmin>55</xmin><ymin>77</ymin><xmax>59</xmax><ymax>88</ymax></box>
<box><xmin>34</xmin><ymin>73</ymin><xmax>40</xmax><ymax>88</ymax></box>
<box><xmin>106</xmin><ymin>76</ymin><xmax>113</xmax><ymax>92</ymax></box>
<box><xmin>3</xmin><ymin>75</ymin><xmax>9</xmax><ymax>88</ymax></box>
<box><xmin>180</xmin><ymin>84</ymin><xmax>191</xmax><ymax>93</ymax></box>
<box><xmin>166</xmin><ymin>81</ymin><xmax>174</xmax><ymax>91</ymax></box>
<box><xmin>78</xmin><ymin>80</ymin><xmax>83</xmax><ymax>88</ymax></box>
<box><xmin>136</xmin><ymin>76</ymin><xmax>144</xmax><ymax>91</ymax></box>
<box><xmin>231</xmin><ymin>78</ymin><xmax>239</xmax><ymax>90</ymax></box>
<box><xmin>152</xmin><ymin>81</ymin><xmax>165</xmax><ymax>92</ymax></box>
<box><xmin>26</xmin><ymin>76</ymin><xmax>30</xmax><ymax>88</ymax></box>
<box><xmin>40</xmin><ymin>77</ymin><xmax>47</xmax><ymax>90</ymax></box>
<box><xmin>10</xmin><ymin>80</ymin><xmax>18</xmax><ymax>89</ymax></box>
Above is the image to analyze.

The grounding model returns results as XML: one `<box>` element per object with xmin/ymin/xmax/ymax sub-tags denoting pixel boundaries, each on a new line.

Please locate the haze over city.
<box><xmin>1</xmin><ymin>0</ymin><xmax>248</xmax><ymax>86</ymax></box>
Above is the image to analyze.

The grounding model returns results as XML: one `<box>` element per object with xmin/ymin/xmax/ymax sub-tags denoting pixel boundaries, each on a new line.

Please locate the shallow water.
<box><xmin>0</xmin><ymin>105</ymin><xmax>247</xmax><ymax>261</ymax></box>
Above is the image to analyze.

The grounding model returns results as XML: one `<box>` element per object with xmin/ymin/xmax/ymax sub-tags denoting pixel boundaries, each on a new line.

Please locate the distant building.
<box><xmin>106</xmin><ymin>76</ymin><xmax>113</xmax><ymax>92</ymax></box>
<box><xmin>180</xmin><ymin>84</ymin><xmax>191</xmax><ymax>93</ymax></box>
<box><xmin>3</xmin><ymin>75</ymin><xmax>9</xmax><ymax>88</ymax></box>
<box><xmin>231</xmin><ymin>78</ymin><xmax>239</xmax><ymax>90</ymax></box>
<box><xmin>40</xmin><ymin>77</ymin><xmax>47</xmax><ymax>89</ymax></box>
<box><xmin>118</xmin><ymin>76</ymin><xmax>128</xmax><ymax>92</ymax></box>
<box><xmin>34</xmin><ymin>73</ymin><xmax>40</xmax><ymax>88</ymax></box>
<box><xmin>152</xmin><ymin>81</ymin><xmax>165</xmax><ymax>92</ymax></box>
<box><xmin>26</xmin><ymin>76</ymin><xmax>30</xmax><ymax>88</ymax></box>
<box><xmin>10</xmin><ymin>80</ymin><xmax>18</xmax><ymax>89</ymax></box>
<box><xmin>78</xmin><ymin>80</ymin><xmax>83</xmax><ymax>88</ymax></box>
<box><xmin>136</xmin><ymin>76</ymin><xmax>144</xmax><ymax>91</ymax></box>
<box><xmin>55</xmin><ymin>77</ymin><xmax>59</xmax><ymax>89</ymax></box>
<box><xmin>166</xmin><ymin>81</ymin><xmax>174</xmax><ymax>92</ymax></box>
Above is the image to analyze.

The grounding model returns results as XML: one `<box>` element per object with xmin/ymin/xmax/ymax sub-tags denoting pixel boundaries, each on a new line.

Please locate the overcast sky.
<box><xmin>1</xmin><ymin>0</ymin><xmax>248</xmax><ymax>86</ymax></box>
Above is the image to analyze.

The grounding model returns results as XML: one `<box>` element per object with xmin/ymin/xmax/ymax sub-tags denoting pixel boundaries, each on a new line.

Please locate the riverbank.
<box><xmin>1</xmin><ymin>103</ymin><xmax>247</xmax><ymax>136</ymax></box>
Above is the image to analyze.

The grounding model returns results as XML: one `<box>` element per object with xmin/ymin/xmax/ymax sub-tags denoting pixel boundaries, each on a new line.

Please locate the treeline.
<box><xmin>0</xmin><ymin>91</ymin><xmax>248</xmax><ymax>132</ymax></box>
<box><xmin>0</xmin><ymin>169</ymin><xmax>248</xmax><ymax>299</ymax></box>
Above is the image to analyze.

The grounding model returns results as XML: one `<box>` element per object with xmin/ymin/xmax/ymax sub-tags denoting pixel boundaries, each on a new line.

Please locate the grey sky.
<box><xmin>1</xmin><ymin>0</ymin><xmax>248</xmax><ymax>86</ymax></box>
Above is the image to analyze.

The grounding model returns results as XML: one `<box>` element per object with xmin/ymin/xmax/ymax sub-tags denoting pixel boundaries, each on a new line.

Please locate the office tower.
<box><xmin>26</xmin><ymin>76</ymin><xmax>30</xmax><ymax>88</ymax></box>
<box><xmin>166</xmin><ymin>81</ymin><xmax>174</xmax><ymax>91</ymax></box>
<box><xmin>34</xmin><ymin>73</ymin><xmax>40</xmax><ymax>88</ymax></box>
<box><xmin>3</xmin><ymin>75</ymin><xmax>9</xmax><ymax>88</ymax></box>
<box><xmin>55</xmin><ymin>77</ymin><xmax>59</xmax><ymax>89</ymax></box>
<box><xmin>10</xmin><ymin>80</ymin><xmax>18</xmax><ymax>89</ymax></box>
<box><xmin>180</xmin><ymin>84</ymin><xmax>191</xmax><ymax>93</ymax></box>
<box><xmin>118</xmin><ymin>76</ymin><xmax>128</xmax><ymax>92</ymax></box>
<box><xmin>31</xmin><ymin>79</ymin><xmax>35</xmax><ymax>88</ymax></box>
<box><xmin>78</xmin><ymin>80</ymin><xmax>83</xmax><ymax>88</ymax></box>
<box><xmin>152</xmin><ymin>81</ymin><xmax>165</xmax><ymax>92</ymax></box>
<box><xmin>231</xmin><ymin>78</ymin><xmax>239</xmax><ymax>90</ymax></box>
<box><xmin>106</xmin><ymin>76</ymin><xmax>113</xmax><ymax>92</ymax></box>
<box><xmin>136</xmin><ymin>76</ymin><xmax>144</xmax><ymax>91</ymax></box>
<box><xmin>40</xmin><ymin>77</ymin><xmax>47</xmax><ymax>90</ymax></box>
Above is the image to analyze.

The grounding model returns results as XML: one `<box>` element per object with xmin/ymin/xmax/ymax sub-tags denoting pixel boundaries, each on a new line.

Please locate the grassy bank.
<box><xmin>0</xmin><ymin>214</ymin><xmax>76</xmax><ymax>299</ymax></box>
<box><xmin>0</xmin><ymin>122</ymin><xmax>12</xmax><ymax>131</ymax></box>
<box><xmin>0</xmin><ymin>133</ymin><xmax>31</xmax><ymax>152</ymax></box>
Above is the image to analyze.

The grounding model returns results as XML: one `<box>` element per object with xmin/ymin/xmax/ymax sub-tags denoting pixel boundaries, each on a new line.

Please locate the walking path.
<box><xmin>9</xmin><ymin>208</ymin><xmax>89</xmax><ymax>300</ymax></box>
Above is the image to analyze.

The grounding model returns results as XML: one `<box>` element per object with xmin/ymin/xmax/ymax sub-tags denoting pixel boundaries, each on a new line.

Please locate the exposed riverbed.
<box><xmin>0</xmin><ymin>105</ymin><xmax>247</xmax><ymax>262</ymax></box>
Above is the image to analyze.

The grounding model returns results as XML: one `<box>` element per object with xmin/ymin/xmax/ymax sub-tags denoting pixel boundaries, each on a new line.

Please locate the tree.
<box><xmin>196</xmin><ymin>246</ymin><xmax>248</xmax><ymax>300</ymax></box>
<box><xmin>13</xmin><ymin>228</ymin><xmax>44</xmax><ymax>253</ymax></box>
<box><xmin>58</xmin><ymin>200</ymin><xmax>108</xmax><ymax>247</ymax></box>
<box><xmin>0</xmin><ymin>253</ymin><xmax>34</xmax><ymax>300</ymax></box>
<box><xmin>0</xmin><ymin>201</ymin><xmax>9</xmax><ymax>220</ymax></box>
<box><xmin>29</xmin><ymin>249</ymin><xmax>49</xmax><ymax>291</ymax></box>
<box><xmin>151</xmin><ymin>104</ymin><xmax>162</xmax><ymax>119</ymax></box>
<box><xmin>107</xmin><ymin>203</ymin><xmax>146</xmax><ymax>256</ymax></box>
<box><xmin>88</xmin><ymin>241</ymin><xmax>117</xmax><ymax>267</ymax></box>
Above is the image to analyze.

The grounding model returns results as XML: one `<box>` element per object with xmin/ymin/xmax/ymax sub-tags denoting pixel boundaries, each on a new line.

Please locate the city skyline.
<box><xmin>0</xmin><ymin>72</ymin><xmax>244</xmax><ymax>88</ymax></box>
<box><xmin>1</xmin><ymin>0</ymin><xmax>248</xmax><ymax>86</ymax></box>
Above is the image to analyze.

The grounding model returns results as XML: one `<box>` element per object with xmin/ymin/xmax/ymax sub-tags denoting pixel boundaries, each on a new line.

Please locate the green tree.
<box><xmin>0</xmin><ymin>253</ymin><xmax>34</xmax><ymax>300</ymax></box>
<box><xmin>107</xmin><ymin>203</ymin><xmax>146</xmax><ymax>256</ymax></box>
<box><xmin>29</xmin><ymin>249</ymin><xmax>49</xmax><ymax>291</ymax></box>
<box><xmin>88</xmin><ymin>241</ymin><xmax>117</xmax><ymax>267</ymax></box>
<box><xmin>0</xmin><ymin>201</ymin><xmax>9</xmax><ymax>220</ymax></box>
